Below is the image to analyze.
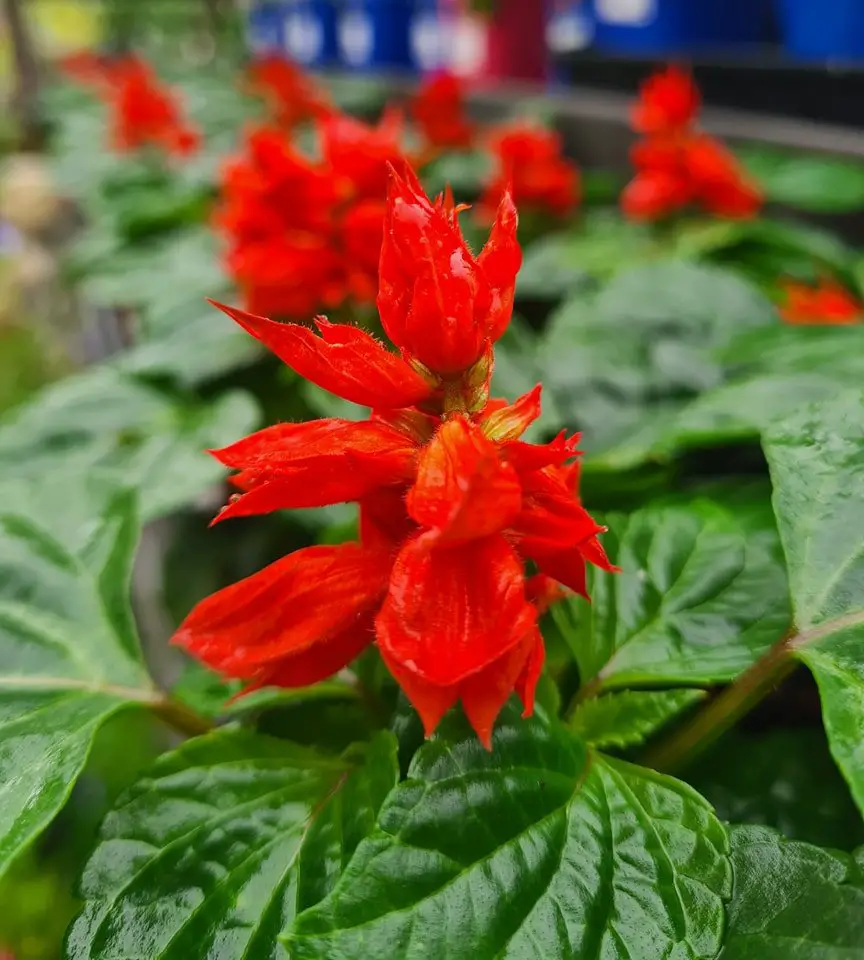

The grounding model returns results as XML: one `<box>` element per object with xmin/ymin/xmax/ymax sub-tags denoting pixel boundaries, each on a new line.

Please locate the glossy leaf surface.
<box><xmin>552</xmin><ymin>501</ymin><xmax>790</xmax><ymax>691</ymax></box>
<box><xmin>0</xmin><ymin>488</ymin><xmax>151</xmax><ymax>876</ymax></box>
<box><xmin>66</xmin><ymin>730</ymin><xmax>399</xmax><ymax>959</ymax></box>
<box><xmin>721</xmin><ymin>826</ymin><xmax>864</xmax><ymax>958</ymax></box>
<box><xmin>764</xmin><ymin>390</ymin><xmax>864</xmax><ymax>814</ymax></box>
<box><xmin>288</xmin><ymin>704</ymin><xmax>731</xmax><ymax>960</ymax></box>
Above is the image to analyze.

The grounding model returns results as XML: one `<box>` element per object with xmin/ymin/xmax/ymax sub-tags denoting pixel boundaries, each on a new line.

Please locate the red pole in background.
<box><xmin>486</xmin><ymin>0</ymin><xmax>548</xmax><ymax>82</ymax></box>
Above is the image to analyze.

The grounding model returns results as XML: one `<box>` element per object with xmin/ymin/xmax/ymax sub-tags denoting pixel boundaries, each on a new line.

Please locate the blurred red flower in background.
<box><xmin>779</xmin><ymin>278</ymin><xmax>863</xmax><ymax>325</ymax></box>
<box><xmin>176</xmin><ymin>165</ymin><xmax>616</xmax><ymax>747</ymax></box>
<box><xmin>623</xmin><ymin>65</ymin><xmax>761</xmax><ymax>221</ymax></box>
<box><xmin>481</xmin><ymin>124</ymin><xmax>580</xmax><ymax>219</ymax></box>
<box><xmin>215</xmin><ymin>109</ymin><xmax>407</xmax><ymax>319</ymax></box>
<box><xmin>60</xmin><ymin>53</ymin><xmax>199</xmax><ymax>156</ymax></box>
<box><xmin>411</xmin><ymin>73</ymin><xmax>476</xmax><ymax>151</ymax></box>
<box><xmin>244</xmin><ymin>55</ymin><xmax>333</xmax><ymax>129</ymax></box>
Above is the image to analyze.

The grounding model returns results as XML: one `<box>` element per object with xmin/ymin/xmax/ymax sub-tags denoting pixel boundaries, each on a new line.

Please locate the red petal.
<box><xmin>376</xmin><ymin>532</ymin><xmax>536</xmax><ymax>685</ymax></box>
<box><xmin>502</xmin><ymin>431</ymin><xmax>582</xmax><ymax>473</ymax></box>
<box><xmin>209</xmin><ymin>300</ymin><xmax>434</xmax><ymax>408</ymax></box>
<box><xmin>378</xmin><ymin>647</ymin><xmax>459</xmax><ymax>737</ymax></box>
<box><xmin>525</xmin><ymin>574</ymin><xmax>567</xmax><ymax>615</ymax></box>
<box><xmin>514</xmin><ymin>627</ymin><xmax>545</xmax><ymax>718</ymax></box>
<box><xmin>359</xmin><ymin>486</ymin><xmax>417</xmax><ymax>551</ymax></box>
<box><xmin>407</xmin><ymin>416</ymin><xmax>522</xmax><ymax>544</ymax></box>
<box><xmin>512</xmin><ymin>468</ymin><xmax>604</xmax><ymax>557</ymax></box>
<box><xmin>211</xmin><ymin>418</ymin><xmax>417</xmax><ymax>471</ymax></box>
<box><xmin>240</xmin><ymin>614</ymin><xmax>376</xmax><ymax>691</ymax></box>
<box><xmin>479</xmin><ymin>384</ymin><xmax>542</xmax><ymax>443</ymax></box>
<box><xmin>172</xmin><ymin>543</ymin><xmax>390</xmax><ymax>675</ymax></box>
<box><xmin>534</xmin><ymin>549</ymin><xmax>588</xmax><ymax>598</ymax></box>
<box><xmin>459</xmin><ymin>627</ymin><xmax>537</xmax><ymax>748</ymax></box>
<box><xmin>632</xmin><ymin>65</ymin><xmax>700</xmax><ymax>135</ymax></box>
<box><xmin>477</xmin><ymin>189</ymin><xmax>521</xmax><ymax>342</ymax></box>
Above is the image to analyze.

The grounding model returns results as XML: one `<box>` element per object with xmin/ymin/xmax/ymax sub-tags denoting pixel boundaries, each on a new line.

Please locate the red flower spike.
<box><xmin>376</xmin><ymin>533</ymin><xmax>536</xmax><ymax>687</ymax></box>
<box><xmin>106</xmin><ymin>58</ymin><xmax>199</xmax><ymax>157</ymax></box>
<box><xmin>180</xmin><ymin>157</ymin><xmax>620</xmax><ymax>747</ymax></box>
<box><xmin>407</xmin><ymin>416</ymin><xmax>522</xmax><ymax>545</ymax></box>
<box><xmin>631</xmin><ymin>65</ymin><xmax>700</xmax><ymax>136</ymax></box>
<box><xmin>623</xmin><ymin>66</ymin><xmax>762</xmax><ymax>222</ymax></box>
<box><xmin>173</xmin><ymin>543</ymin><xmax>390</xmax><ymax>678</ymax></box>
<box><xmin>481</xmin><ymin>125</ymin><xmax>579</xmax><ymax>218</ymax></box>
<box><xmin>779</xmin><ymin>278</ymin><xmax>863</xmax><ymax>326</ymax></box>
<box><xmin>480</xmin><ymin>384</ymin><xmax>542</xmax><ymax>443</ymax></box>
<box><xmin>412</xmin><ymin>73</ymin><xmax>476</xmax><ymax>151</ymax></box>
<box><xmin>244</xmin><ymin>55</ymin><xmax>332</xmax><ymax>128</ymax></box>
<box><xmin>209</xmin><ymin>300</ymin><xmax>435</xmax><ymax>409</ymax></box>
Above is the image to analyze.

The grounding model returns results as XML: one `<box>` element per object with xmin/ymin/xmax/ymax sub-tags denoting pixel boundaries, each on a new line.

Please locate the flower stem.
<box><xmin>151</xmin><ymin>696</ymin><xmax>215</xmax><ymax>738</ymax></box>
<box><xmin>641</xmin><ymin>637</ymin><xmax>797</xmax><ymax>773</ymax></box>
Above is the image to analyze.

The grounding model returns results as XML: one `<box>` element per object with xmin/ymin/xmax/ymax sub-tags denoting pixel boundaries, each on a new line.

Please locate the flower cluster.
<box><xmin>411</xmin><ymin>73</ymin><xmax>476</xmax><ymax>151</ymax></box>
<box><xmin>176</xmin><ymin>164</ymin><xmax>615</xmax><ymax>746</ymax></box>
<box><xmin>779</xmin><ymin>277</ymin><xmax>863</xmax><ymax>325</ymax></box>
<box><xmin>215</xmin><ymin>109</ymin><xmax>405</xmax><ymax>319</ymax></box>
<box><xmin>61</xmin><ymin>53</ymin><xmax>199</xmax><ymax>156</ymax></box>
<box><xmin>481</xmin><ymin>123</ymin><xmax>580</xmax><ymax>218</ymax></box>
<box><xmin>243</xmin><ymin>55</ymin><xmax>333</xmax><ymax>129</ymax></box>
<box><xmin>622</xmin><ymin>66</ymin><xmax>761</xmax><ymax>221</ymax></box>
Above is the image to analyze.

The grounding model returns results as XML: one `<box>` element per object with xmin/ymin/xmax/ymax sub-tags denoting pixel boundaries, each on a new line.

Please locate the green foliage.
<box><xmin>0</xmin><ymin>487</ymin><xmax>151</xmax><ymax>875</ymax></box>
<box><xmin>287</xmin><ymin>704</ymin><xmax>731</xmax><ymax>960</ymax></box>
<box><xmin>66</xmin><ymin>731</ymin><xmax>399</xmax><ymax>960</ymax></box>
<box><xmin>722</xmin><ymin>826</ymin><xmax>864</xmax><ymax>957</ymax></box>
<box><xmin>552</xmin><ymin>500</ymin><xmax>790</xmax><ymax>690</ymax></box>
<box><xmin>764</xmin><ymin>390</ymin><xmax>864</xmax><ymax>815</ymax></box>
<box><xmin>8</xmin><ymin>51</ymin><xmax>864</xmax><ymax>960</ymax></box>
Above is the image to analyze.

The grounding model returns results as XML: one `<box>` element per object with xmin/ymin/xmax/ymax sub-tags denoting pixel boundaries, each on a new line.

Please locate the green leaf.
<box><xmin>0</xmin><ymin>368</ymin><xmax>260</xmax><ymax>522</ymax></box>
<box><xmin>540</xmin><ymin>261</ymin><xmax>776</xmax><ymax>452</ymax></box>
<box><xmin>569</xmin><ymin>689</ymin><xmax>705</xmax><ymax>749</ymax></box>
<box><xmin>0</xmin><ymin>487</ymin><xmax>153</xmax><ymax>876</ymax></box>
<box><xmin>66</xmin><ymin>730</ymin><xmax>399</xmax><ymax>960</ymax></box>
<box><xmin>553</xmin><ymin>501</ymin><xmax>790</xmax><ymax>691</ymax></box>
<box><xmin>737</xmin><ymin>145</ymin><xmax>864</xmax><ymax>213</ymax></box>
<box><xmin>721</xmin><ymin>826</ymin><xmax>864</xmax><ymax>958</ymax></box>
<box><xmin>516</xmin><ymin>210</ymin><xmax>658</xmax><ymax>301</ymax></box>
<box><xmin>287</xmin><ymin>703</ymin><xmax>731</xmax><ymax>960</ymax></box>
<box><xmin>764</xmin><ymin>390</ymin><xmax>864</xmax><ymax>814</ymax></box>
<box><xmin>686</xmin><ymin>730</ymin><xmax>864</xmax><ymax>851</ymax></box>
<box><xmin>420</xmin><ymin>149</ymin><xmax>493</xmax><ymax>201</ymax></box>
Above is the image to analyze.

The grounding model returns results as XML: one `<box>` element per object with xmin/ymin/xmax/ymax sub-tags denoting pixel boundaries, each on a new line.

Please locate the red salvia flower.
<box><xmin>176</xmin><ymin>167</ymin><xmax>616</xmax><ymax>748</ymax></box>
<box><xmin>411</xmin><ymin>73</ymin><xmax>476</xmax><ymax>151</ymax></box>
<box><xmin>105</xmin><ymin>57</ymin><xmax>199</xmax><ymax>156</ymax></box>
<box><xmin>779</xmin><ymin>278</ymin><xmax>863</xmax><ymax>325</ymax></box>
<box><xmin>623</xmin><ymin>65</ymin><xmax>761</xmax><ymax>221</ymax></box>
<box><xmin>630</xmin><ymin>64</ymin><xmax>700</xmax><ymax>136</ymax></box>
<box><xmin>481</xmin><ymin>124</ymin><xmax>580</xmax><ymax>218</ymax></box>
<box><xmin>244</xmin><ymin>55</ymin><xmax>333</xmax><ymax>129</ymax></box>
<box><xmin>215</xmin><ymin>111</ymin><xmax>408</xmax><ymax>320</ymax></box>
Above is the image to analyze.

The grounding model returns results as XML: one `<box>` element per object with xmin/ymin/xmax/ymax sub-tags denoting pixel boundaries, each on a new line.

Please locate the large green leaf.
<box><xmin>568</xmin><ymin>689</ymin><xmax>705</xmax><ymax>749</ymax></box>
<box><xmin>66</xmin><ymin>730</ymin><xmax>399</xmax><ymax>960</ymax></box>
<box><xmin>0</xmin><ymin>487</ymin><xmax>153</xmax><ymax>876</ymax></box>
<box><xmin>287</xmin><ymin>703</ymin><xmax>731</xmax><ymax>960</ymax></box>
<box><xmin>516</xmin><ymin>211</ymin><xmax>658</xmax><ymax>301</ymax></box>
<box><xmin>721</xmin><ymin>826</ymin><xmax>864</xmax><ymax>958</ymax></box>
<box><xmin>764</xmin><ymin>390</ymin><xmax>864</xmax><ymax>814</ymax></box>
<box><xmin>687</xmin><ymin>730</ymin><xmax>864</xmax><ymax>851</ymax></box>
<box><xmin>736</xmin><ymin>145</ymin><xmax>864</xmax><ymax>214</ymax></box>
<box><xmin>553</xmin><ymin>501</ymin><xmax>790</xmax><ymax>692</ymax></box>
<box><xmin>540</xmin><ymin>261</ymin><xmax>776</xmax><ymax>452</ymax></box>
<box><xmin>0</xmin><ymin>367</ymin><xmax>259</xmax><ymax>522</ymax></box>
